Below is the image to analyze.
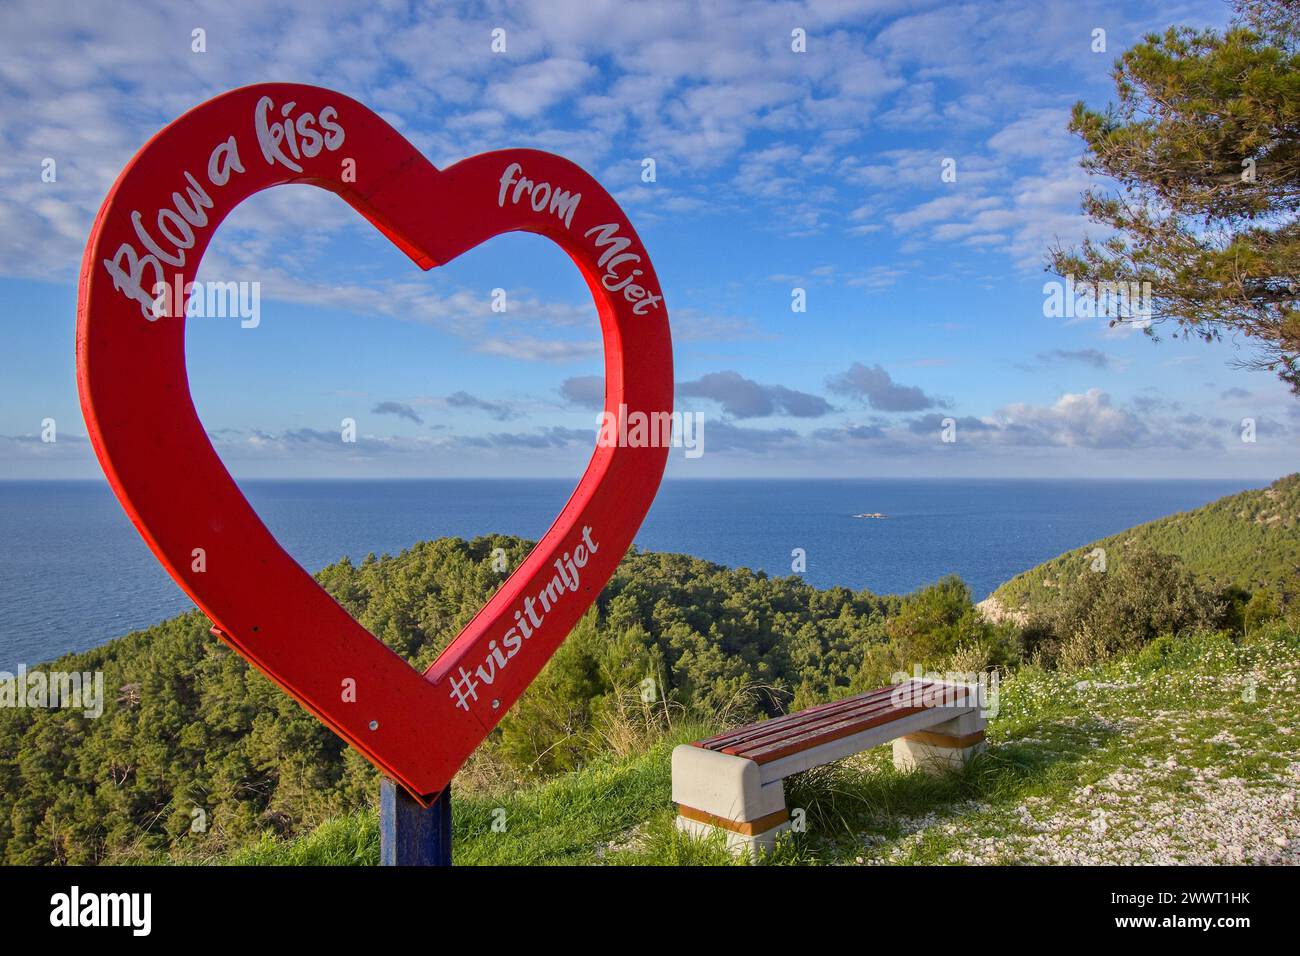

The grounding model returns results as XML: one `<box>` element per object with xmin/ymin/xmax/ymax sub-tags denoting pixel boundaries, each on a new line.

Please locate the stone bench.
<box><xmin>672</xmin><ymin>679</ymin><xmax>987</xmax><ymax>856</ymax></box>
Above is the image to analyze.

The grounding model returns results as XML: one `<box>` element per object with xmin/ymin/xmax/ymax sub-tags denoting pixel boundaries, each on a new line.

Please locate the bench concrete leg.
<box><xmin>675</xmin><ymin>813</ymin><xmax>791</xmax><ymax>860</ymax></box>
<box><xmin>892</xmin><ymin>709</ymin><xmax>987</xmax><ymax>774</ymax></box>
<box><xmin>671</xmin><ymin>745</ymin><xmax>788</xmax><ymax>860</ymax></box>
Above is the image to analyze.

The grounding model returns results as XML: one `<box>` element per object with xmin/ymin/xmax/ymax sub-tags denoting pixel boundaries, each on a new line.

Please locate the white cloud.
<box><xmin>993</xmin><ymin>389</ymin><xmax>1151</xmax><ymax>448</ymax></box>
<box><xmin>487</xmin><ymin>58</ymin><xmax>599</xmax><ymax>118</ymax></box>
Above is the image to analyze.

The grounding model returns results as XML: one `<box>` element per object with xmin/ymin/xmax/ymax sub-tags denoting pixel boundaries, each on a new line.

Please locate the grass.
<box><xmin>196</xmin><ymin>624</ymin><xmax>1300</xmax><ymax>866</ymax></box>
<box><xmin>199</xmin><ymin>718</ymin><xmax>735</xmax><ymax>867</ymax></box>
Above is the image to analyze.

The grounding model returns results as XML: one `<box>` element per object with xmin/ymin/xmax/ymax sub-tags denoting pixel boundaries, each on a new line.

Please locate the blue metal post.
<box><xmin>380</xmin><ymin>779</ymin><xmax>451</xmax><ymax>866</ymax></box>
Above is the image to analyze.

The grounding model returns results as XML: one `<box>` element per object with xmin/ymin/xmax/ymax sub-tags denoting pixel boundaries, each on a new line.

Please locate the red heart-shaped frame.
<box><xmin>77</xmin><ymin>83</ymin><xmax>672</xmax><ymax>803</ymax></box>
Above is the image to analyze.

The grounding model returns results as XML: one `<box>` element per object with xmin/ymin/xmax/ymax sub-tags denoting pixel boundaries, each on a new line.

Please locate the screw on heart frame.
<box><xmin>76</xmin><ymin>82</ymin><xmax>674</xmax><ymax>839</ymax></box>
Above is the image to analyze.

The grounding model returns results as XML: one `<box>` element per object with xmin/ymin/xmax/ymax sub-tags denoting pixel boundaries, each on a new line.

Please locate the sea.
<box><xmin>0</xmin><ymin>478</ymin><xmax>1263</xmax><ymax>669</ymax></box>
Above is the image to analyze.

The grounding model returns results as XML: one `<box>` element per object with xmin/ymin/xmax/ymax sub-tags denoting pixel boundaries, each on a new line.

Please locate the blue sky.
<box><xmin>1</xmin><ymin>0</ymin><xmax>1296</xmax><ymax>480</ymax></box>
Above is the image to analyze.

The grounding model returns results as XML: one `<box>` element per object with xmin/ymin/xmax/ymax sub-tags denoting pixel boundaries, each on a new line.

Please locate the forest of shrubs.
<box><xmin>0</xmin><ymin>497</ymin><xmax>1295</xmax><ymax>862</ymax></box>
<box><xmin>996</xmin><ymin>474</ymin><xmax>1299</xmax><ymax>612</ymax></box>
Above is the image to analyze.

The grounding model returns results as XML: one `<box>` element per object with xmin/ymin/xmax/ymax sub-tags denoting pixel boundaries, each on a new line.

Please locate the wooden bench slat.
<box><xmin>694</xmin><ymin>680</ymin><xmax>979</xmax><ymax>765</ymax></box>
<box><xmin>694</xmin><ymin>684</ymin><xmax>906</xmax><ymax>751</ymax></box>
<box><xmin>696</xmin><ymin>682</ymin><xmax>934</xmax><ymax>750</ymax></box>
<box><xmin>727</xmin><ymin>704</ymin><xmax>931</xmax><ymax>764</ymax></box>
<box><xmin>694</xmin><ymin>679</ymin><xmax>961</xmax><ymax>753</ymax></box>
<box><xmin>711</xmin><ymin>695</ymin><xmax>905</xmax><ymax>756</ymax></box>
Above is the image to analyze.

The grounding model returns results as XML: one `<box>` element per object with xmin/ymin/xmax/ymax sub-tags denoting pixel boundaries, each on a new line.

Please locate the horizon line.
<box><xmin>0</xmin><ymin>475</ymin><xmax>1282</xmax><ymax>484</ymax></box>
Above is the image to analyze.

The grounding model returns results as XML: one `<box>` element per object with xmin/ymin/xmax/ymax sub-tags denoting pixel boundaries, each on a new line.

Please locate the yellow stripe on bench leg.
<box><xmin>901</xmin><ymin>728</ymin><xmax>986</xmax><ymax>749</ymax></box>
<box><xmin>677</xmin><ymin>804</ymin><xmax>790</xmax><ymax>836</ymax></box>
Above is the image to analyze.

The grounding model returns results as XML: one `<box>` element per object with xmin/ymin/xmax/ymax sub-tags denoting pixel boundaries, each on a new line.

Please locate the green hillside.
<box><xmin>993</xmin><ymin>473</ymin><xmax>1300</xmax><ymax>614</ymax></box>
<box><xmin>209</xmin><ymin>623</ymin><xmax>1300</xmax><ymax>866</ymax></box>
